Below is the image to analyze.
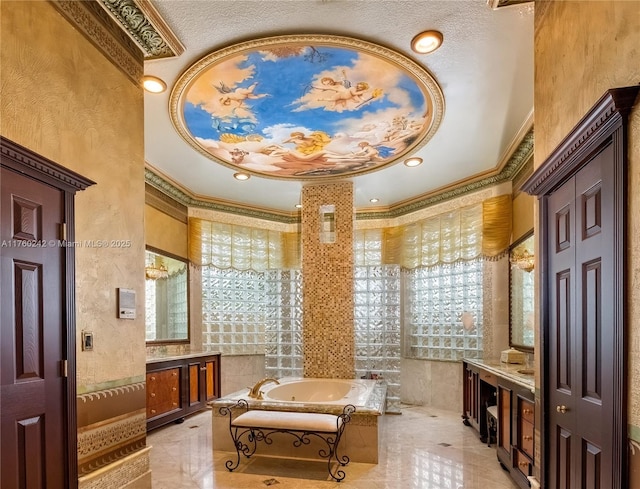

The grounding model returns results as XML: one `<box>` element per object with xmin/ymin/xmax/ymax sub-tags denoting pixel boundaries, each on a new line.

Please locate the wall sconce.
<box><xmin>319</xmin><ymin>204</ymin><xmax>336</xmax><ymax>244</ymax></box>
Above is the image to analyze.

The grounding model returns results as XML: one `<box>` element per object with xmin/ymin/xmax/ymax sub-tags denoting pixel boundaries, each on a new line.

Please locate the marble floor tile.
<box><xmin>147</xmin><ymin>405</ymin><xmax>520</xmax><ymax>488</ymax></box>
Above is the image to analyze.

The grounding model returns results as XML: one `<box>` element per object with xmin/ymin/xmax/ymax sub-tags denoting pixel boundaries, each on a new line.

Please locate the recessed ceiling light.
<box><xmin>142</xmin><ymin>75</ymin><xmax>167</xmax><ymax>93</ymax></box>
<box><xmin>404</xmin><ymin>157</ymin><xmax>423</xmax><ymax>167</ymax></box>
<box><xmin>233</xmin><ymin>172</ymin><xmax>250</xmax><ymax>181</ymax></box>
<box><xmin>411</xmin><ymin>31</ymin><xmax>443</xmax><ymax>54</ymax></box>
<box><xmin>370</xmin><ymin>198</ymin><xmax>379</xmax><ymax>203</ymax></box>
<box><xmin>295</xmin><ymin>204</ymin><xmax>302</xmax><ymax>209</ymax></box>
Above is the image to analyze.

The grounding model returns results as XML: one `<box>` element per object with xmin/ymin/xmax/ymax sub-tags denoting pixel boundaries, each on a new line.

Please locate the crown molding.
<box><xmin>145</xmin><ymin>127</ymin><xmax>534</xmax><ymax>224</ymax></box>
<box><xmin>96</xmin><ymin>0</ymin><xmax>183</xmax><ymax>59</ymax></box>
<box><xmin>144</xmin><ymin>168</ymin><xmax>299</xmax><ymax>224</ymax></box>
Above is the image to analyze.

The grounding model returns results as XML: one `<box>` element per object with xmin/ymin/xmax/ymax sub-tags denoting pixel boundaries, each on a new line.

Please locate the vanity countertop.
<box><xmin>463</xmin><ymin>358</ymin><xmax>535</xmax><ymax>392</ymax></box>
<box><xmin>146</xmin><ymin>350</ymin><xmax>221</xmax><ymax>364</ymax></box>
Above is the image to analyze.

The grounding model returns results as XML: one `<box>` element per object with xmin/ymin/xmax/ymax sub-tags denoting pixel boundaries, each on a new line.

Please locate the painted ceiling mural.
<box><xmin>170</xmin><ymin>35</ymin><xmax>444</xmax><ymax>180</ymax></box>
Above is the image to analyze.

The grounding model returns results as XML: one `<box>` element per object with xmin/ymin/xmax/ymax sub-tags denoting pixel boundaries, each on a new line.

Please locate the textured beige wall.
<box><xmin>512</xmin><ymin>191</ymin><xmax>534</xmax><ymax>243</ymax></box>
<box><xmin>534</xmin><ymin>0</ymin><xmax>640</xmax><ymax>480</ymax></box>
<box><xmin>144</xmin><ymin>204</ymin><xmax>188</xmax><ymax>258</ymax></box>
<box><xmin>1</xmin><ymin>1</ymin><xmax>147</xmax><ymax>486</ymax></box>
<box><xmin>301</xmin><ymin>182</ymin><xmax>355</xmax><ymax>378</ymax></box>
<box><xmin>1</xmin><ymin>0</ymin><xmax>145</xmax><ymax>388</ymax></box>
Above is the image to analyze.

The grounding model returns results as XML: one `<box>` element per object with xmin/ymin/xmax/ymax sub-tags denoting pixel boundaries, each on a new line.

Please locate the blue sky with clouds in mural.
<box><xmin>177</xmin><ymin>40</ymin><xmax>439</xmax><ymax>178</ymax></box>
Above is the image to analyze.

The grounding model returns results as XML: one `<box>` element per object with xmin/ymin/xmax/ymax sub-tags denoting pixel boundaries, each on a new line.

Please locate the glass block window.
<box><xmin>145</xmin><ymin>279</ymin><xmax>156</xmax><ymax>341</ymax></box>
<box><xmin>265</xmin><ymin>269</ymin><xmax>303</xmax><ymax>378</ymax></box>
<box><xmin>201</xmin><ymin>266</ymin><xmax>267</xmax><ymax>355</ymax></box>
<box><xmin>167</xmin><ymin>269</ymin><xmax>188</xmax><ymax>340</ymax></box>
<box><xmin>404</xmin><ymin>258</ymin><xmax>483</xmax><ymax>361</ymax></box>
<box><xmin>354</xmin><ymin>265</ymin><xmax>402</xmax><ymax>413</ymax></box>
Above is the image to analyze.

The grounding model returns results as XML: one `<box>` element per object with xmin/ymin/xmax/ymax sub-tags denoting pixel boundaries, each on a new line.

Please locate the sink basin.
<box><xmin>517</xmin><ymin>368</ymin><xmax>534</xmax><ymax>375</ymax></box>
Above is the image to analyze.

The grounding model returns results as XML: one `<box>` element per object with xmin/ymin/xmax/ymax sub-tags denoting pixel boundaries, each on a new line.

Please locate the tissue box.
<box><xmin>501</xmin><ymin>348</ymin><xmax>526</xmax><ymax>364</ymax></box>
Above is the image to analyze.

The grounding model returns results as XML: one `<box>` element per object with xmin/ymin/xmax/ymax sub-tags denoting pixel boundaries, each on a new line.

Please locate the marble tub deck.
<box><xmin>145</xmin><ymin>404</ymin><xmax>519</xmax><ymax>489</ymax></box>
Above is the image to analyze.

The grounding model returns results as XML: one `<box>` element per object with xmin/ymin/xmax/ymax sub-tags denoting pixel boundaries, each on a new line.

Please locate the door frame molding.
<box><xmin>522</xmin><ymin>87</ymin><xmax>639</xmax><ymax>489</ymax></box>
<box><xmin>1</xmin><ymin>136</ymin><xmax>95</xmax><ymax>486</ymax></box>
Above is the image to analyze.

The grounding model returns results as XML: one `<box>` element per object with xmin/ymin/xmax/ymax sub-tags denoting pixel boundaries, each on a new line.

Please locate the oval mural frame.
<box><xmin>170</xmin><ymin>34</ymin><xmax>445</xmax><ymax>180</ymax></box>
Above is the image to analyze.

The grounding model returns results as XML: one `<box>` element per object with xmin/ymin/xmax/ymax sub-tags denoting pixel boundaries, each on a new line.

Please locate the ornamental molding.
<box><xmin>97</xmin><ymin>0</ymin><xmax>184</xmax><ymax>59</ymax></box>
<box><xmin>1</xmin><ymin>137</ymin><xmax>96</xmax><ymax>192</ymax></box>
<box><xmin>78</xmin><ymin>381</ymin><xmax>146</xmax><ymax>403</ymax></box>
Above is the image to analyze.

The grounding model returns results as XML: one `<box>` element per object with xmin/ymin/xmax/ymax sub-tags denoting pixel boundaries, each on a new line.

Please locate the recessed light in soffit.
<box><xmin>169</xmin><ymin>34</ymin><xmax>445</xmax><ymax>181</ymax></box>
<box><xmin>142</xmin><ymin>75</ymin><xmax>167</xmax><ymax>93</ymax></box>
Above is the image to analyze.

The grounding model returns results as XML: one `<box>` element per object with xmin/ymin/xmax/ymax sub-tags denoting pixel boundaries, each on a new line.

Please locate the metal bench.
<box><xmin>219</xmin><ymin>399</ymin><xmax>356</xmax><ymax>481</ymax></box>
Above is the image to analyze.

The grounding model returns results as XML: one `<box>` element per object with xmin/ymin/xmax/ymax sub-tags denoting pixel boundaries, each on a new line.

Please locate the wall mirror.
<box><xmin>145</xmin><ymin>247</ymin><xmax>189</xmax><ymax>343</ymax></box>
<box><xmin>509</xmin><ymin>231</ymin><xmax>534</xmax><ymax>352</ymax></box>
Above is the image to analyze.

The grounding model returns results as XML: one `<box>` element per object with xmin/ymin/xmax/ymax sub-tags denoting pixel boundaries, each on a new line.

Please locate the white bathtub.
<box><xmin>261</xmin><ymin>377</ymin><xmax>373</xmax><ymax>406</ymax></box>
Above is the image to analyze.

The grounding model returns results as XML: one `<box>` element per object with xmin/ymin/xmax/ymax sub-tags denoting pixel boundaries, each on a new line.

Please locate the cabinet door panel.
<box><xmin>189</xmin><ymin>363</ymin><xmax>200</xmax><ymax>406</ymax></box>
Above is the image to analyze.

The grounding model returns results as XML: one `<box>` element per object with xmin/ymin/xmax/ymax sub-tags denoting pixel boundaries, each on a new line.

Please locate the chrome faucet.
<box><xmin>248</xmin><ymin>378</ymin><xmax>280</xmax><ymax>399</ymax></box>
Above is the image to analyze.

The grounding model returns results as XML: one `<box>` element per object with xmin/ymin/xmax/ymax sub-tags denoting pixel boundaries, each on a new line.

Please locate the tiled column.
<box><xmin>301</xmin><ymin>182</ymin><xmax>354</xmax><ymax>378</ymax></box>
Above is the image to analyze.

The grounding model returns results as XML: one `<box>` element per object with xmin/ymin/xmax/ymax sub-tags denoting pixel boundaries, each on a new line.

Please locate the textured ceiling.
<box><xmin>141</xmin><ymin>0</ymin><xmax>534</xmax><ymax>215</ymax></box>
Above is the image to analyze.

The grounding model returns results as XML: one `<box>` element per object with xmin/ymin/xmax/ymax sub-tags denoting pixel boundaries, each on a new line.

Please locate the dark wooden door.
<box><xmin>546</xmin><ymin>143</ymin><xmax>614</xmax><ymax>488</ymax></box>
<box><xmin>1</xmin><ymin>166</ymin><xmax>67</xmax><ymax>488</ymax></box>
<box><xmin>523</xmin><ymin>88</ymin><xmax>637</xmax><ymax>489</ymax></box>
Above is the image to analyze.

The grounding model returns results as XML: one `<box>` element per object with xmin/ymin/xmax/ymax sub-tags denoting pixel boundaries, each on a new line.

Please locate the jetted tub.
<box><xmin>262</xmin><ymin>377</ymin><xmax>373</xmax><ymax>405</ymax></box>
<box><xmin>211</xmin><ymin>377</ymin><xmax>386</xmax><ymax>464</ymax></box>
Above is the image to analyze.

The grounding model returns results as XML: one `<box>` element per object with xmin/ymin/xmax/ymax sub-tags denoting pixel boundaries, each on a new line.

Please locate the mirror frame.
<box><xmin>145</xmin><ymin>246</ymin><xmax>190</xmax><ymax>345</ymax></box>
<box><xmin>508</xmin><ymin>230</ymin><xmax>534</xmax><ymax>353</ymax></box>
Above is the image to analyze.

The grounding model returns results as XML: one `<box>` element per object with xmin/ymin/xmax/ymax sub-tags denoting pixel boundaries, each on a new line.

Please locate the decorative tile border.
<box><xmin>78</xmin><ymin>375</ymin><xmax>145</xmax><ymax>395</ymax></box>
<box><xmin>77</xmin><ymin>381</ymin><xmax>147</xmax><ymax>476</ymax></box>
<box><xmin>78</xmin><ymin>446</ymin><xmax>151</xmax><ymax>489</ymax></box>
<box><xmin>78</xmin><ymin>412</ymin><xmax>147</xmax><ymax>475</ymax></box>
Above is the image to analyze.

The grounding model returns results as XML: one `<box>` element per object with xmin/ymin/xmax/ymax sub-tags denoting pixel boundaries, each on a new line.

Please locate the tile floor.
<box><xmin>147</xmin><ymin>404</ymin><xmax>520</xmax><ymax>488</ymax></box>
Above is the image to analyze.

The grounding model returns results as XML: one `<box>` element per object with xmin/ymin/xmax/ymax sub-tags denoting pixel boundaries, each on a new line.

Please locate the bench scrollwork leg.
<box><xmin>219</xmin><ymin>399</ymin><xmax>253</xmax><ymax>472</ymax></box>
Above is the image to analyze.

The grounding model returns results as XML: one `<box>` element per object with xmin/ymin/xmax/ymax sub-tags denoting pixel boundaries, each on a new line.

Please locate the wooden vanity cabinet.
<box><xmin>146</xmin><ymin>353</ymin><xmax>221</xmax><ymax>431</ymax></box>
<box><xmin>462</xmin><ymin>359</ymin><xmax>535</xmax><ymax>489</ymax></box>
<box><xmin>462</xmin><ymin>361</ymin><xmax>497</xmax><ymax>443</ymax></box>
<box><xmin>496</xmin><ymin>378</ymin><xmax>535</xmax><ymax>488</ymax></box>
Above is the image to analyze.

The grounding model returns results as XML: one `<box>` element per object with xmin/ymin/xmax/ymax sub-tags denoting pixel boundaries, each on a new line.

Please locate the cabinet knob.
<box><xmin>172</xmin><ymin>372</ymin><xmax>177</xmax><ymax>376</ymax></box>
<box><xmin>150</xmin><ymin>393</ymin><xmax>156</xmax><ymax>397</ymax></box>
<box><xmin>556</xmin><ymin>405</ymin><xmax>568</xmax><ymax>414</ymax></box>
<box><xmin>523</xmin><ymin>435</ymin><xmax>533</xmax><ymax>441</ymax></box>
<box><xmin>172</xmin><ymin>402</ymin><xmax>178</xmax><ymax>406</ymax></box>
<box><xmin>150</xmin><ymin>409</ymin><xmax>156</xmax><ymax>414</ymax></box>
<box><xmin>172</xmin><ymin>387</ymin><xmax>177</xmax><ymax>391</ymax></box>
<box><xmin>523</xmin><ymin>408</ymin><xmax>533</xmax><ymax>414</ymax></box>
<box><xmin>150</xmin><ymin>376</ymin><xmax>156</xmax><ymax>381</ymax></box>
<box><xmin>519</xmin><ymin>461</ymin><xmax>529</xmax><ymax>467</ymax></box>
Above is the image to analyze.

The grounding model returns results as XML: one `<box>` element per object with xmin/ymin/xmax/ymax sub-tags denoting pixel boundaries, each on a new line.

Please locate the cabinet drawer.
<box><xmin>520</xmin><ymin>419</ymin><xmax>534</xmax><ymax>458</ymax></box>
<box><xmin>520</xmin><ymin>399</ymin><xmax>534</xmax><ymax>424</ymax></box>
<box><xmin>514</xmin><ymin>449</ymin><xmax>532</xmax><ymax>477</ymax></box>
<box><xmin>479</xmin><ymin>370</ymin><xmax>497</xmax><ymax>387</ymax></box>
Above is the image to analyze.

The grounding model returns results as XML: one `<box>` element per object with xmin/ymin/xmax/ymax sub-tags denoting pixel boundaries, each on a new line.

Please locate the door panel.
<box><xmin>547</xmin><ymin>143</ymin><xmax>613</xmax><ymax>488</ymax></box>
<box><xmin>1</xmin><ymin>167</ymin><xmax>66</xmax><ymax>488</ymax></box>
<box><xmin>557</xmin><ymin>427</ymin><xmax>572</xmax><ymax>489</ymax></box>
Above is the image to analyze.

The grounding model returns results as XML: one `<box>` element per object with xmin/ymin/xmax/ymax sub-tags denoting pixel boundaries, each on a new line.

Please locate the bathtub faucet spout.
<box><xmin>248</xmin><ymin>378</ymin><xmax>280</xmax><ymax>399</ymax></box>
